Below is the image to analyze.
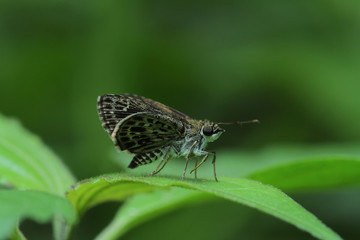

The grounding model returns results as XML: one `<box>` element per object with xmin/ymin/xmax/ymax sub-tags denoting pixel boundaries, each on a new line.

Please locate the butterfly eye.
<box><xmin>202</xmin><ymin>125</ymin><xmax>213</xmax><ymax>136</ymax></box>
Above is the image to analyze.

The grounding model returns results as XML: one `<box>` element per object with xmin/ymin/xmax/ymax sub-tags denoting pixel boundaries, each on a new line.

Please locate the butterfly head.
<box><xmin>200</xmin><ymin>118</ymin><xmax>260</xmax><ymax>143</ymax></box>
<box><xmin>201</xmin><ymin>122</ymin><xmax>225</xmax><ymax>142</ymax></box>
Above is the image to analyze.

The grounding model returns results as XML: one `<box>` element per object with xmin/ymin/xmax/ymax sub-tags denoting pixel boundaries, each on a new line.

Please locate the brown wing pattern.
<box><xmin>113</xmin><ymin>113</ymin><xmax>184</xmax><ymax>153</ymax></box>
<box><xmin>97</xmin><ymin>94</ymin><xmax>189</xmax><ymax>136</ymax></box>
<box><xmin>97</xmin><ymin>94</ymin><xmax>147</xmax><ymax>135</ymax></box>
<box><xmin>137</xmin><ymin>95</ymin><xmax>189</xmax><ymax>123</ymax></box>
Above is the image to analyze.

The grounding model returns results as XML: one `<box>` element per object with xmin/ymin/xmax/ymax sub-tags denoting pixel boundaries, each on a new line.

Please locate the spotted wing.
<box><xmin>97</xmin><ymin>94</ymin><xmax>189</xmax><ymax>136</ymax></box>
<box><xmin>97</xmin><ymin>94</ymin><xmax>147</xmax><ymax>135</ymax></box>
<box><xmin>112</xmin><ymin>113</ymin><xmax>185</xmax><ymax>153</ymax></box>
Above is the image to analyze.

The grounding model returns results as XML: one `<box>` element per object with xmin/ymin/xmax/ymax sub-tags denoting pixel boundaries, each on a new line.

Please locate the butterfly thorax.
<box><xmin>170</xmin><ymin>118</ymin><xmax>225</xmax><ymax>158</ymax></box>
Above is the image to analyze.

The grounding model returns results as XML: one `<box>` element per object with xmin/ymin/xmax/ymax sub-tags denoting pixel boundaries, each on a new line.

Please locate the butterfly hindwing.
<box><xmin>112</xmin><ymin>113</ymin><xmax>185</xmax><ymax>153</ymax></box>
<box><xmin>128</xmin><ymin>149</ymin><xmax>165</xmax><ymax>168</ymax></box>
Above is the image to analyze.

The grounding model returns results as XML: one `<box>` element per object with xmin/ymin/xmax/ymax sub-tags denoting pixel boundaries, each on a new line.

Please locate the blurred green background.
<box><xmin>1</xmin><ymin>0</ymin><xmax>359</xmax><ymax>239</ymax></box>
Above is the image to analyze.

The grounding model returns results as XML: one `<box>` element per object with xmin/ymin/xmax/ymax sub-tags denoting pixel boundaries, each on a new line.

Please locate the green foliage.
<box><xmin>67</xmin><ymin>174</ymin><xmax>342</xmax><ymax>240</ymax></box>
<box><xmin>67</xmin><ymin>176</ymin><xmax>164</xmax><ymax>216</ymax></box>
<box><xmin>0</xmin><ymin>189</ymin><xmax>76</xmax><ymax>240</ymax></box>
<box><xmin>2</xmin><ymin>113</ymin><xmax>360</xmax><ymax>240</ymax></box>
<box><xmin>0</xmin><ymin>115</ymin><xmax>75</xmax><ymax>195</ymax></box>
<box><xmin>247</xmin><ymin>157</ymin><xmax>360</xmax><ymax>191</ymax></box>
<box><xmin>97</xmin><ymin>155</ymin><xmax>360</xmax><ymax>240</ymax></box>
<box><xmin>0</xmin><ymin>115</ymin><xmax>77</xmax><ymax>239</ymax></box>
<box><xmin>94</xmin><ymin>188</ymin><xmax>205</xmax><ymax>240</ymax></box>
<box><xmin>2</xmin><ymin>113</ymin><xmax>359</xmax><ymax>239</ymax></box>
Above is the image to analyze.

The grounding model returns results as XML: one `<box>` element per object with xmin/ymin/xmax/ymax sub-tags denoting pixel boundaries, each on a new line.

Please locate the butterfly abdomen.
<box><xmin>128</xmin><ymin>150</ymin><xmax>164</xmax><ymax>168</ymax></box>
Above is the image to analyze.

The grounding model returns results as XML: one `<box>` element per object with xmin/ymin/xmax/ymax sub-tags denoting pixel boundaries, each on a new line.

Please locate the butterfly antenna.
<box><xmin>217</xmin><ymin>119</ymin><xmax>260</xmax><ymax>126</ymax></box>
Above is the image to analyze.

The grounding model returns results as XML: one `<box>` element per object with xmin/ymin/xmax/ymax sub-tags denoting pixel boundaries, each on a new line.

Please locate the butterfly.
<box><xmin>97</xmin><ymin>94</ymin><xmax>258</xmax><ymax>181</ymax></box>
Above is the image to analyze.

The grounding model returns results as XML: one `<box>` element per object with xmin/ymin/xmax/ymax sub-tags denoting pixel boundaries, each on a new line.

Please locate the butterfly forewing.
<box><xmin>97</xmin><ymin>94</ymin><xmax>146</xmax><ymax>135</ymax></box>
<box><xmin>97</xmin><ymin>94</ymin><xmax>190</xmax><ymax>136</ymax></box>
<box><xmin>113</xmin><ymin>113</ymin><xmax>184</xmax><ymax>153</ymax></box>
<box><xmin>138</xmin><ymin>96</ymin><xmax>189</xmax><ymax>123</ymax></box>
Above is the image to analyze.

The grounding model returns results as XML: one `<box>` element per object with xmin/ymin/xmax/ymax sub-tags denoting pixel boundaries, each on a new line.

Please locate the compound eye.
<box><xmin>202</xmin><ymin>125</ymin><xmax>213</xmax><ymax>136</ymax></box>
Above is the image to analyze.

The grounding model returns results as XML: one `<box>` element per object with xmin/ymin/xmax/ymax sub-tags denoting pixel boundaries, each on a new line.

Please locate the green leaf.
<box><xmin>93</xmin><ymin>147</ymin><xmax>358</xmax><ymax>240</ymax></box>
<box><xmin>0</xmin><ymin>114</ymin><xmax>75</xmax><ymax>195</ymax></box>
<box><xmin>0</xmin><ymin>189</ymin><xmax>76</xmax><ymax>240</ymax></box>
<box><xmin>10</xmin><ymin>225</ymin><xmax>27</xmax><ymax>240</ymax></box>
<box><xmin>66</xmin><ymin>176</ymin><xmax>167</xmax><ymax>216</ymax></box>
<box><xmin>0</xmin><ymin>114</ymin><xmax>77</xmax><ymax>239</ymax></box>
<box><xmin>67</xmin><ymin>174</ymin><xmax>342</xmax><ymax>240</ymax></box>
<box><xmin>95</xmin><ymin>188</ymin><xmax>206</xmax><ymax>240</ymax></box>
<box><xmin>247</xmin><ymin>157</ymin><xmax>360</xmax><ymax>191</ymax></box>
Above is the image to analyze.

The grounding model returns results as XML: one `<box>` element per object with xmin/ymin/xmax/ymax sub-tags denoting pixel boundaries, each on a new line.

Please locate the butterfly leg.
<box><xmin>147</xmin><ymin>147</ymin><xmax>171</xmax><ymax>176</ymax></box>
<box><xmin>182</xmin><ymin>141</ymin><xmax>198</xmax><ymax>181</ymax></box>
<box><xmin>194</xmin><ymin>157</ymin><xmax>198</xmax><ymax>179</ymax></box>
<box><xmin>190</xmin><ymin>151</ymin><xmax>217</xmax><ymax>182</ymax></box>
<box><xmin>147</xmin><ymin>155</ymin><xmax>171</xmax><ymax>176</ymax></box>
<box><xmin>209</xmin><ymin>150</ymin><xmax>217</xmax><ymax>182</ymax></box>
<box><xmin>190</xmin><ymin>152</ymin><xmax>209</xmax><ymax>174</ymax></box>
